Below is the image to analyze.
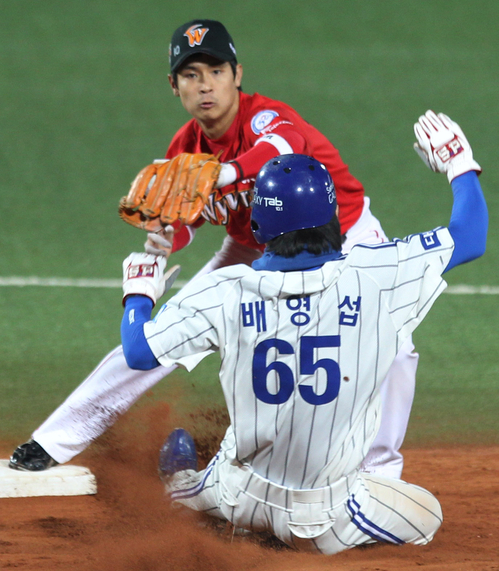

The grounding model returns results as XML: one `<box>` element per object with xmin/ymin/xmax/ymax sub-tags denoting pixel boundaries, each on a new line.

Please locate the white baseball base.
<box><xmin>0</xmin><ymin>459</ymin><xmax>97</xmax><ymax>498</ymax></box>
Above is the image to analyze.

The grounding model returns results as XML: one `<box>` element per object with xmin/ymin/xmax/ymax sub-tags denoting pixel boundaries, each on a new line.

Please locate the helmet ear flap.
<box><xmin>250</xmin><ymin>154</ymin><xmax>336</xmax><ymax>244</ymax></box>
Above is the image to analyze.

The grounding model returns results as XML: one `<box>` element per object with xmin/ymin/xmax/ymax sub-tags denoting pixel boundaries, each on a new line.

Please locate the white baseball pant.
<box><xmin>166</xmin><ymin>429</ymin><xmax>442</xmax><ymax>555</ymax></box>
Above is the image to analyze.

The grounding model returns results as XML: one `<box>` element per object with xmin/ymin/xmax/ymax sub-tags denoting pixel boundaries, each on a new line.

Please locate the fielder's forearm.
<box><xmin>444</xmin><ymin>171</ymin><xmax>488</xmax><ymax>272</ymax></box>
<box><xmin>171</xmin><ymin>222</ymin><xmax>198</xmax><ymax>253</ymax></box>
<box><xmin>121</xmin><ymin>295</ymin><xmax>160</xmax><ymax>370</ymax></box>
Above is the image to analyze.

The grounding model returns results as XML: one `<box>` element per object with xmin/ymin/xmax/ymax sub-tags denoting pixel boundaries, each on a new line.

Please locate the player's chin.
<box><xmin>196</xmin><ymin>103</ymin><xmax>220</xmax><ymax>118</ymax></box>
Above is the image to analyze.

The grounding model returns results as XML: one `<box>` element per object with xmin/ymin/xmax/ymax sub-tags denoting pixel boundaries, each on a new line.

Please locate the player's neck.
<box><xmin>252</xmin><ymin>249</ymin><xmax>342</xmax><ymax>272</ymax></box>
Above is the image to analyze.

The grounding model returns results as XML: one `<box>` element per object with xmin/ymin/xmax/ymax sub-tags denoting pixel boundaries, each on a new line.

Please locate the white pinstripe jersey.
<box><xmin>145</xmin><ymin>227</ymin><xmax>454</xmax><ymax>489</ymax></box>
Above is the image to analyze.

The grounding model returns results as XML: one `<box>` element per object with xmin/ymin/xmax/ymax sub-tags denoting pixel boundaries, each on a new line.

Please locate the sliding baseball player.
<box><xmin>118</xmin><ymin>112</ymin><xmax>487</xmax><ymax>553</ymax></box>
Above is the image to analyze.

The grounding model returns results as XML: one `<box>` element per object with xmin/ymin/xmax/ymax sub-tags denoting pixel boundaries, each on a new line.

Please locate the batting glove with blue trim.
<box><xmin>122</xmin><ymin>253</ymin><xmax>180</xmax><ymax>305</ymax></box>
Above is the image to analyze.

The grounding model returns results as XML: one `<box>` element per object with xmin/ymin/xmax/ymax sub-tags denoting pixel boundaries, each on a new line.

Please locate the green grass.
<box><xmin>409</xmin><ymin>295</ymin><xmax>499</xmax><ymax>445</ymax></box>
<box><xmin>0</xmin><ymin>1</ymin><xmax>498</xmax><ymax>444</ymax></box>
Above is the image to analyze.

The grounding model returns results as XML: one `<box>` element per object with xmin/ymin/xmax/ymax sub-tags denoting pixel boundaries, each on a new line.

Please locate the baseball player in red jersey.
<box><xmin>10</xmin><ymin>20</ymin><xmax>411</xmax><ymax>478</ymax></box>
<box><xmin>166</xmin><ymin>90</ymin><xmax>364</xmax><ymax>250</ymax></box>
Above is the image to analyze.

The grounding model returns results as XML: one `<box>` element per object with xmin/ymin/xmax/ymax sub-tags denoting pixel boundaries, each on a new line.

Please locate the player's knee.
<box><xmin>410</xmin><ymin>492</ymin><xmax>443</xmax><ymax>545</ymax></box>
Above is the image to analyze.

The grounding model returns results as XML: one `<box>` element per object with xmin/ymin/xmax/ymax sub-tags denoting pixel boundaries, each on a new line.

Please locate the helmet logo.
<box><xmin>327</xmin><ymin>183</ymin><xmax>336</xmax><ymax>204</ymax></box>
<box><xmin>253</xmin><ymin>194</ymin><xmax>283</xmax><ymax>210</ymax></box>
<box><xmin>184</xmin><ymin>24</ymin><xmax>209</xmax><ymax>47</ymax></box>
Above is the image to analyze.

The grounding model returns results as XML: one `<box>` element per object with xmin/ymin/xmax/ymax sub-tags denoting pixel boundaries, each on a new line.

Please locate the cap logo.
<box><xmin>184</xmin><ymin>24</ymin><xmax>209</xmax><ymax>48</ymax></box>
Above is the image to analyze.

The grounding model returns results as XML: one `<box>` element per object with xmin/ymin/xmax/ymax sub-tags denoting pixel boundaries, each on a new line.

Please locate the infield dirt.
<box><xmin>1</xmin><ymin>402</ymin><xmax>498</xmax><ymax>571</ymax></box>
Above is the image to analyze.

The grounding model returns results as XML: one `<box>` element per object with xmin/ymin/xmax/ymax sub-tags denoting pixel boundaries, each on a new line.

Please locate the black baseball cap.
<box><xmin>169</xmin><ymin>19</ymin><xmax>237</xmax><ymax>73</ymax></box>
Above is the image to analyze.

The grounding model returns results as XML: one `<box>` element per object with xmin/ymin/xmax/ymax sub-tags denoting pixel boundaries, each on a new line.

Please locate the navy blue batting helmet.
<box><xmin>250</xmin><ymin>154</ymin><xmax>337</xmax><ymax>244</ymax></box>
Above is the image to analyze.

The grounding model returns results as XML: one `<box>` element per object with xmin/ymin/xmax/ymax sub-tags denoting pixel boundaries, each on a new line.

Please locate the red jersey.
<box><xmin>167</xmin><ymin>92</ymin><xmax>365</xmax><ymax>251</ymax></box>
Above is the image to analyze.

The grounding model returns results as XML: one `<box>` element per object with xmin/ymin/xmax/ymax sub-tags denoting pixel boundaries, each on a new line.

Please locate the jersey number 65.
<box><xmin>252</xmin><ymin>335</ymin><xmax>341</xmax><ymax>406</ymax></box>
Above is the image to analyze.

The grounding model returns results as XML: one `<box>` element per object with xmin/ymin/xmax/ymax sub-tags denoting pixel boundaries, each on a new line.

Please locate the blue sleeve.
<box><xmin>121</xmin><ymin>295</ymin><xmax>160</xmax><ymax>370</ymax></box>
<box><xmin>444</xmin><ymin>171</ymin><xmax>488</xmax><ymax>273</ymax></box>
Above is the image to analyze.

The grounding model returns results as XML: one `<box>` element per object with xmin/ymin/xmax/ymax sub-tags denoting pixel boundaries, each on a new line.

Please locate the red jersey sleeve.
<box><xmin>231</xmin><ymin>127</ymin><xmax>307</xmax><ymax>180</ymax></box>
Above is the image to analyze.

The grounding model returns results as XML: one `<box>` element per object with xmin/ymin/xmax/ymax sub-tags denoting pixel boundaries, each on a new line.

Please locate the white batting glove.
<box><xmin>413</xmin><ymin>110</ymin><xmax>481</xmax><ymax>183</ymax></box>
<box><xmin>122</xmin><ymin>253</ymin><xmax>168</xmax><ymax>305</ymax></box>
<box><xmin>144</xmin><ymin>226</ymin><xmax>174</xmax><ymax>257</ymax></box>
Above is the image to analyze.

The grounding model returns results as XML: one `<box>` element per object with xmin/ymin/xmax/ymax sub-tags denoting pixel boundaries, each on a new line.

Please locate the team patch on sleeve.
<box><xmin>251</xmin><ymin>110</ymin><xmax>279</xmax><ymax>134</ymax></box>
<box><xmin>420</xmin><ymin>230</ymin><xmax>442</xmax><ymax>250</ymax></box>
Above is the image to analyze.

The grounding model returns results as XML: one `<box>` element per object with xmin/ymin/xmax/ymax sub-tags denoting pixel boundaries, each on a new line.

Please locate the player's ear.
<box><xmin>234</xmin><ymin>64</ymin><xmax>243</xmax><ymax>89</ymax></box>
<box><xmin>168</xmin><ymin>74</ymin><xmax>180</xmax><ymax>97</ymax></box>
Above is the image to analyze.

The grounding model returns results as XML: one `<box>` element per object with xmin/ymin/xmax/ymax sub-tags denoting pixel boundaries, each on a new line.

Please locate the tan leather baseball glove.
<box><xmin>119</xmin><ymin>153</ymin><xmax>221</xmax><ymax>231</ymax></box>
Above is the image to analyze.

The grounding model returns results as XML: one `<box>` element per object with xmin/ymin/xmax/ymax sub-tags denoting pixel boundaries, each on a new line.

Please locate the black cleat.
<box><xmin>9</xmin><ymin>440</ymin><xmax>58</xmax><ymax>471</ymax></box>
<box><xmin>158</xmin><ymin>428</ymin><xmax>198</xmax><ymax>481</ymax></box>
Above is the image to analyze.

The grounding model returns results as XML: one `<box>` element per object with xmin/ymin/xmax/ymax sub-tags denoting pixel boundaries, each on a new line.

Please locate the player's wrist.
<box><xmin>216</xmin><ymin>162</ymin><xmax>237</xmax><ymax>189</ymax></box>
<box><xmin>122</xmin><ymin>281</ymin><xmax>159</xmax><ymax>305</ymax></box>
<box><xmin>123</xmin><ymin>294</ymin><xmax>155</xmax><ymax>309</ymax></box>
<box><xmin>446</xmin><ymin>157</ymin><xmax>482</xmax><ymax>183</ymax></box>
